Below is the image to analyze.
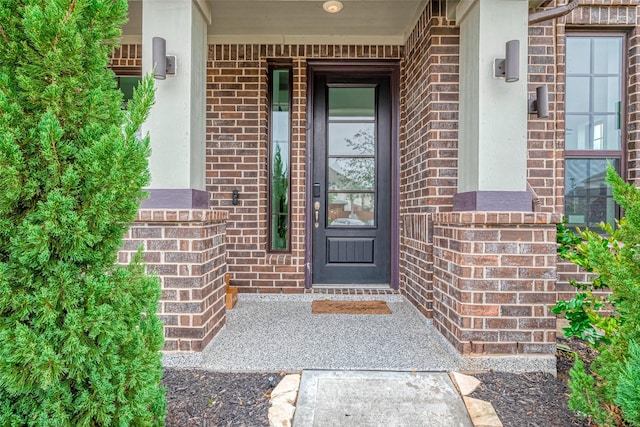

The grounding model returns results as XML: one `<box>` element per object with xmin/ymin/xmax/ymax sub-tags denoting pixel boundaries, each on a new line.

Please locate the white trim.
<box><xmin>455</xmin><ymin>0</ymin><xmax>476</xmax><ymax>24</ymax></box>
<box><xmin>445</xmin><ymin>0</ymin><xmax>460</xmax><ymax>22</ymax></box>
<box><xmin>119</xmin><ymin>35</ymin><xmax>142</xmax><ymax>45</ymax></box>
<box><xmin>207</xmin><ymin>34</ymin><xmax>405</xmax><ymax>46</ymax></box>
<box><xmin>402</xmin><ymin>0</ymin><xmax>429</xmax><ymax>42</ymax></box>
<box><xmin>193</xmin><ymin>0</ymin><xmax>212</xmax><ymax>25</ymax></box>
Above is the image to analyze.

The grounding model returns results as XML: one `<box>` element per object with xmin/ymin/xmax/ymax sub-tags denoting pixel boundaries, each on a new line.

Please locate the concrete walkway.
<box><xmin>163</xmin><ymin>293</ymin><xmax>464</xmax><ymax>371</ymax></box>
<box><xmin>164</xmin><ymin>294</ymin><xmax>498</xmax><ymax>426</ymax></box>
<box><xmin>293</xmin><ymin>370</ymin><xmax>474</xmax><ymax>427</ymax></box>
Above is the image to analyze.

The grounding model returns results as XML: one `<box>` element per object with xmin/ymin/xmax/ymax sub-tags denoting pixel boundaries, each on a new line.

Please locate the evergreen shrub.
<box><xmin>554</xmin><ymin>166</ymin><xmax>640</xmax><ymax>427</ymax></box>
<box><xmin>0</xmin><ymin>0</ymin><xmax>165</xmax><ymax>424</ymax></box>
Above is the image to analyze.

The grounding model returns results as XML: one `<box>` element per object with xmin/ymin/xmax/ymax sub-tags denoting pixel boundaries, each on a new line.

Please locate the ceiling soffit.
<box><xmin>124</xmin><ymin>0</ymin><xmax>429</xmax><ymax>45</ymax></box>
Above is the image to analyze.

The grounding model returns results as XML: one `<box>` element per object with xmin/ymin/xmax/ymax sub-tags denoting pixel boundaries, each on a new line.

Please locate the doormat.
<box><xmin>311</xmin><ymin>300</ymin><xmax>392</xmax><ymax>315</ymax></box>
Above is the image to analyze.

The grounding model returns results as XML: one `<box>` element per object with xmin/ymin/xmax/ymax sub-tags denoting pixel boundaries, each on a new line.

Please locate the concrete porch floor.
<box><xmin>162</xmin><ymin>293</ymin><xmax>465</xmax><ymax>372</ymax></box>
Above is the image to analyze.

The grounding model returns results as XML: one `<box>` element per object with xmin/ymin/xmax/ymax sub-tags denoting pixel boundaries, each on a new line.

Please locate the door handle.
<box><xmin>314</xmin><ymin>201</ymin><xmax>320</xmax><ymax>228</ymax></box>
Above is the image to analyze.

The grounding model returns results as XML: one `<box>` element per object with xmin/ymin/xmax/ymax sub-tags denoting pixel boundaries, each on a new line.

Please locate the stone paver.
<box><xmin>450</xmin><ymin>372</ymin><xmax>482</xmax><ymax>396</ymax></box>
<box><xmin>463</xmin><ymin>397</ymin><xmax>503</xmax><ymax>427</ymax></box>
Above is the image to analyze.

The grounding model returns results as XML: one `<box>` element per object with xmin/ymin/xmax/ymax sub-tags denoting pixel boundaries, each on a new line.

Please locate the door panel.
<box><xmin>312</xmin><ymin>74</ymin><xmax>391</xmax><ymax>285</ymax></box>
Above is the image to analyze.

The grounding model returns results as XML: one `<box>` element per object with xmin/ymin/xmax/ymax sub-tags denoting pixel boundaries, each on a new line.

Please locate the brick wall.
<box><xmin>529</xmin><ymin>1</ymin><xmax>640</xmax><ymax>292</ymax></box>
<box><xmin>108</xmin><ymin>0</ymin><xmax>640</xmax><ymax>355</ymax></box>
<box><xmin>206</xmin><ymin>44</ymin><xmax>402</xmax><ymax>292</ymax></box>
<box><xmin>563</xmin><ymin>1</ymin><xmax>640</xmax><ymax>185</ymax></box>
<box><xmin>403</xmin><ymin>2</ymin><xmax>459</xmax><ymax>214</ymax></box>
<box><xmin>119</xmin><ymin>209</ymin><xmax>228</xmax><ymax>352</ymax></box>
<box><xmin>400</xmin><ymin>2</ymin><xmax>459</xmax><ymax>317</ymax></box>
<box><xmin>528</xmin><ymin>19</ymin><xmax>562</xmax><ymax>214</ymax></box>
<box><xmin>432</xmin><ymin>212</ymin><xmax>561</xmax><ymax>356</ymax></box>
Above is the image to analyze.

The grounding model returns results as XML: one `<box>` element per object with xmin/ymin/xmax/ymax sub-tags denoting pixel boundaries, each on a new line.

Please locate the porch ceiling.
<box><xmin>124</xmin><ymin>0</ymin><xmax>428</xmax><ymax>45</ymax></box>
<box><xmin>124</xmin><ymin>0</ymin><xmax>552</xmax><ymax>45</ymax></box>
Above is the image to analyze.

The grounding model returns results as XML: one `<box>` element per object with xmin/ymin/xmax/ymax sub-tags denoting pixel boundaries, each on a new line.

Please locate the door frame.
<box><xmin>305</xmin><ymin>60</ymin><xmax>400</xmax><ymax>289</ymax></box>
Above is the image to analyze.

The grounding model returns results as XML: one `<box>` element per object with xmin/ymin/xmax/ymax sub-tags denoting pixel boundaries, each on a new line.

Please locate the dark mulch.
<box><xmin>469</xmin><ymin>337</ymin><xmax>596</xmax><ymax>427</ymax></box>
<box><xmin>163</xmin><ymin>338</ymin><xmax>597</xmax><ymax>426</ymax></box>
<box><xmin>469</xmin><ymin>372</ymin><xmax>588</xmax><ymax>427</ymax></box>
<box><xmin>163</xmin><ymin>370</ymin><xmax>284</xmax><ymax>427</ymax></box>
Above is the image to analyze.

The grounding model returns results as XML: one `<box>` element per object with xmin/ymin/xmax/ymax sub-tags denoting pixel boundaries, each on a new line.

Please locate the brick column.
<box><xmin>120</xmin><ymin>209</ymin><xmax>228</xmax><ymax>352</ymax></box>
<box><xmin>432</xmin><ymin>212</ymin><xmax>560</xmax><ymax>368</ymax></box>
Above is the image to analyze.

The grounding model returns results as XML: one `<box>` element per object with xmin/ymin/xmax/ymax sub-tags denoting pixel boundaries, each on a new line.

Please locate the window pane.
<box><xmin>116</xmin><ymin>76</ymin><xmax>141</xmax><ymax>106</ymax></box>
<box><xmin>566</xmin><ymin>37</ymin><xmax>591</xmax><ymax>74</ymax></box>
<box><xmin>328</xmin><ymin>192</ymin><xmax>375</xmax><ymax>227</ymax></box>
<box><xmin>594</xmin><ymin>115</ymin><xmax>621</xmax><ymax>150</ymax></box>
<box><xmin>328</xmin><ymin>123</ymin><xmax>375</xmax><ymax>156</ymax></box>
<box><xmin>329</xmin><ymin>87</ymin><xmax>375</xmax><ymax>120</ymax></box>
<box><xmin>566</xmin><ymin>77</ymin><xmax>590</xmax><ymax>113</ymax></box>
<box><xmin>593</xmin><ymin>77</ymin><xmax>620</xmax><ymax>113</ymax></box>
<box><xmin>565</xmin><ymin>115</ymin><xmax>591</xmax><ymax>150</ymax></box>
<box><xmin>565</xmin><ymin>158</ymin><xmax>619</xmax><ymax>229</ymax></box>
<box><xmin>593</xmin><ymin>37</ymin><xmax>622</xmax><ymax>74</ymax></box>
<box><xmin>328</xmin><ymin>158</ymin><xmax>375</xmax><ymax>191</ymax></box>
<box><xmin>270</xmin><ymin>69</ymin><xmax>290</xmax><ymax>251</ymax></box>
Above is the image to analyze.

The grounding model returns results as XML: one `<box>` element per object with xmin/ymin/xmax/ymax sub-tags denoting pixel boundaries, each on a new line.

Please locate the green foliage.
<box><xmin>552</xmin><ymin>221</ymin><xmax>618</xmax><ymax>347</ymax></box>
<box><xmin>0</xmin><ymin>0</ymin><xmax>165</xmax><ymax>424</ymax></box>
<box><xmin>554</xmin><ymin>166</ymin><xmax>640</xmax><ymax>426</ymax></box>
<box><xmin>616</xmin><ymin>341</ymin><xmax>640</xmax><ymax>426</ymax></box>
<box><xmin>567</xmin><ymin>358</ymin><xmax>604</xmax><ymax>425</ymax></box>
<box><xmin>551</xmin><ymin>292</ymin><xmax>611</xmax><ymax>346</ymax></box>
<box><xmin>271</xmin><ymin>143</ymin><xmax>288</xmax><ymax>250</ymax></box>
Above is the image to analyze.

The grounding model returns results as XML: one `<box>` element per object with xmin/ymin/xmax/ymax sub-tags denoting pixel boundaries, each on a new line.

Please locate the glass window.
<box><xmin>326</xmin><ymin>86</ymin><xmax>376</xmax><ymax>227</ymax></box>
<box><xmin>565</xmin><ymin>35</ymin><xmax>624</xmax><ymax>229</ymax></box>
<box><xmin>269</xmin><ymin>67</ymin><xmax>291</xmax><ymax>251</ymax></box>
<box><xmin>565</xmin><ymin>36</ymin><xmax>622</xmax><ymax>151</ymax></box>
<box><xmin>115</xmin><ymin>76</ymin><xmax>141</xmax><ymax>107</ymax></box>
<box><xmin>565</xmin><ymin>158</ymin><xmax>619</xmax><ymax>229</ymax></box>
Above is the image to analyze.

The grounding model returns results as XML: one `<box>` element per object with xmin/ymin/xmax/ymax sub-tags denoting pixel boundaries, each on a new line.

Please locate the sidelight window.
<box><xmin>268</xmin><ymin>65</ymin><xmax>292</xmax><ymax>251</ymax></box>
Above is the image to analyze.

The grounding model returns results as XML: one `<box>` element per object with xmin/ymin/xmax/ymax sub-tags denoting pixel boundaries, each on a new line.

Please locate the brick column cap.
<box><xmin>136</xmin><ymin>209</ymin><xmax>228</xmax><ymax>223</ymax></box>
<box><xmin>432</xmin><ymin>212</ymin><xmax>562</xmax><ymax>225</ymax></box>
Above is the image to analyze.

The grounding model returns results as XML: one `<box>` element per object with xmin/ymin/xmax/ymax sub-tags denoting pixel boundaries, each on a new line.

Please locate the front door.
<box><xmin>311</xmin><ymin>71</ymin><xmax>392</xmax><ymax>285</ymax></box>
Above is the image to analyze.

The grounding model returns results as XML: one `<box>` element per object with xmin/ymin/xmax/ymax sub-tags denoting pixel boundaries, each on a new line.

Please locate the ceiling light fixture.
<box><xmin>323</xmin><ymin>0</ymin><xmax>343</xmax><ymax>13</ymax></box>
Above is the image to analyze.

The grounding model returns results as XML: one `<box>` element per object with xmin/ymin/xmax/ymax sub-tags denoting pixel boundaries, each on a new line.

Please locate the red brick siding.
<box><xmin>533</xmin><ymin>1</ymin><xmax>640</xmax><ymax>289</ymax></box>
<box><xmin>107</xmin><ymin>0</ymin><xmax>640</xmax><ymax>355</ymax></box>
<box><xmin>119</xmin><ymin>209</ymin><xmax>228</xmax><ymax>352</ymax></box>
<box><xmin>528</xmin><ymin>19</ymin><xmax>563</xmax><ymax>214</ymax></box>
<box><xmin>403</xmin><ymin>2</ymin><xmax>459</xmax><ymax>214</ymax></box>
<box><xmin>400</xmin><ymin>2</ymin><xmax>459</xmax><ymax>318</ymax></box>
<box><xmin>432</xmin><ymin>212</ymin><xmax>561</xmax><ymax>355</ymax></box>
<box><xmin>206</xmin><ymin>44</ymin><xmax>402</xmax><ymax>292</ymax></box>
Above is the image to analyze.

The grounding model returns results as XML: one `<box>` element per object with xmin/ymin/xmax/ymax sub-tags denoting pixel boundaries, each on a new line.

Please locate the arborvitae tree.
<box><xmin>0</xmin><ymin>0</ymin><xmax>165</xmax><ymax>424</ymax></box>
<box><xmin>555</xmin><ymin>166</ymin><xmax>640</xmax><ymax>426</ymax></box>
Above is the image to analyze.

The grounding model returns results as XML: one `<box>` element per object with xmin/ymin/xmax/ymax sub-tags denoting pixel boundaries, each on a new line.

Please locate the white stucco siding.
<box><xmin>457</xmin><ymin>0</ymin><xmax>529</xmax><ymax>193</ymax></box>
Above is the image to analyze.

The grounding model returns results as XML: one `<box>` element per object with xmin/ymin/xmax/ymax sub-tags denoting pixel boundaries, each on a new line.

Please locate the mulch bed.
<box><xmin>469</xmin><ymin>337</ymin><xmax>595</xmax><ymax>427</ymax></box>
<box><xmin>162</xmin><ymin>337</ymin><xmax>596</xmax><ymax>426</ymax></box>
<box><xmin>163</xmin><ymin>370</ymin><xmax>284</xmax><ymax>426</ymax></box>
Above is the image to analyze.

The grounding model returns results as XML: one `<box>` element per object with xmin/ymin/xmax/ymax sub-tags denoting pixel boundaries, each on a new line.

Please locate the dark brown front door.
<box><xmin>311</xmin><ymin>71</ymin><xmax>392</xmax><ymax>285</ymax></box>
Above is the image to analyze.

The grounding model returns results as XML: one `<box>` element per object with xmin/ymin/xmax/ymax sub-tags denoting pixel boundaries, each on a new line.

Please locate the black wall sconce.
<box><xmin>232</xmin><ymin>189</ymin><xmax>239</xmax><ymax>205</ymax></box>
<box><xmin>494</xmin><ymin>40</ymin><xmax>520</xmax><ymax>83</ymax></box>
<box><xmin>529</xmin><ymin>85</ymin><xmax>549</xmax><ymax>118</ymax></box>
<box><xmin>152</xmin><ymin>37</ymin><xmax>176</xmax><ymax>80</ymax></box>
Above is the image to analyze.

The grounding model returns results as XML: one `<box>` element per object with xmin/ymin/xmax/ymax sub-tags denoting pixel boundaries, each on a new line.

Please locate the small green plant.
<box><xmin>552</xmin><ymin>221</ymin><xmax>618</xmax><ymax>347</ymax></box>
<box><xmin>553</xmin><ymin>166</ymin><xmax>640</xmax><ymax>426</ymax></box>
